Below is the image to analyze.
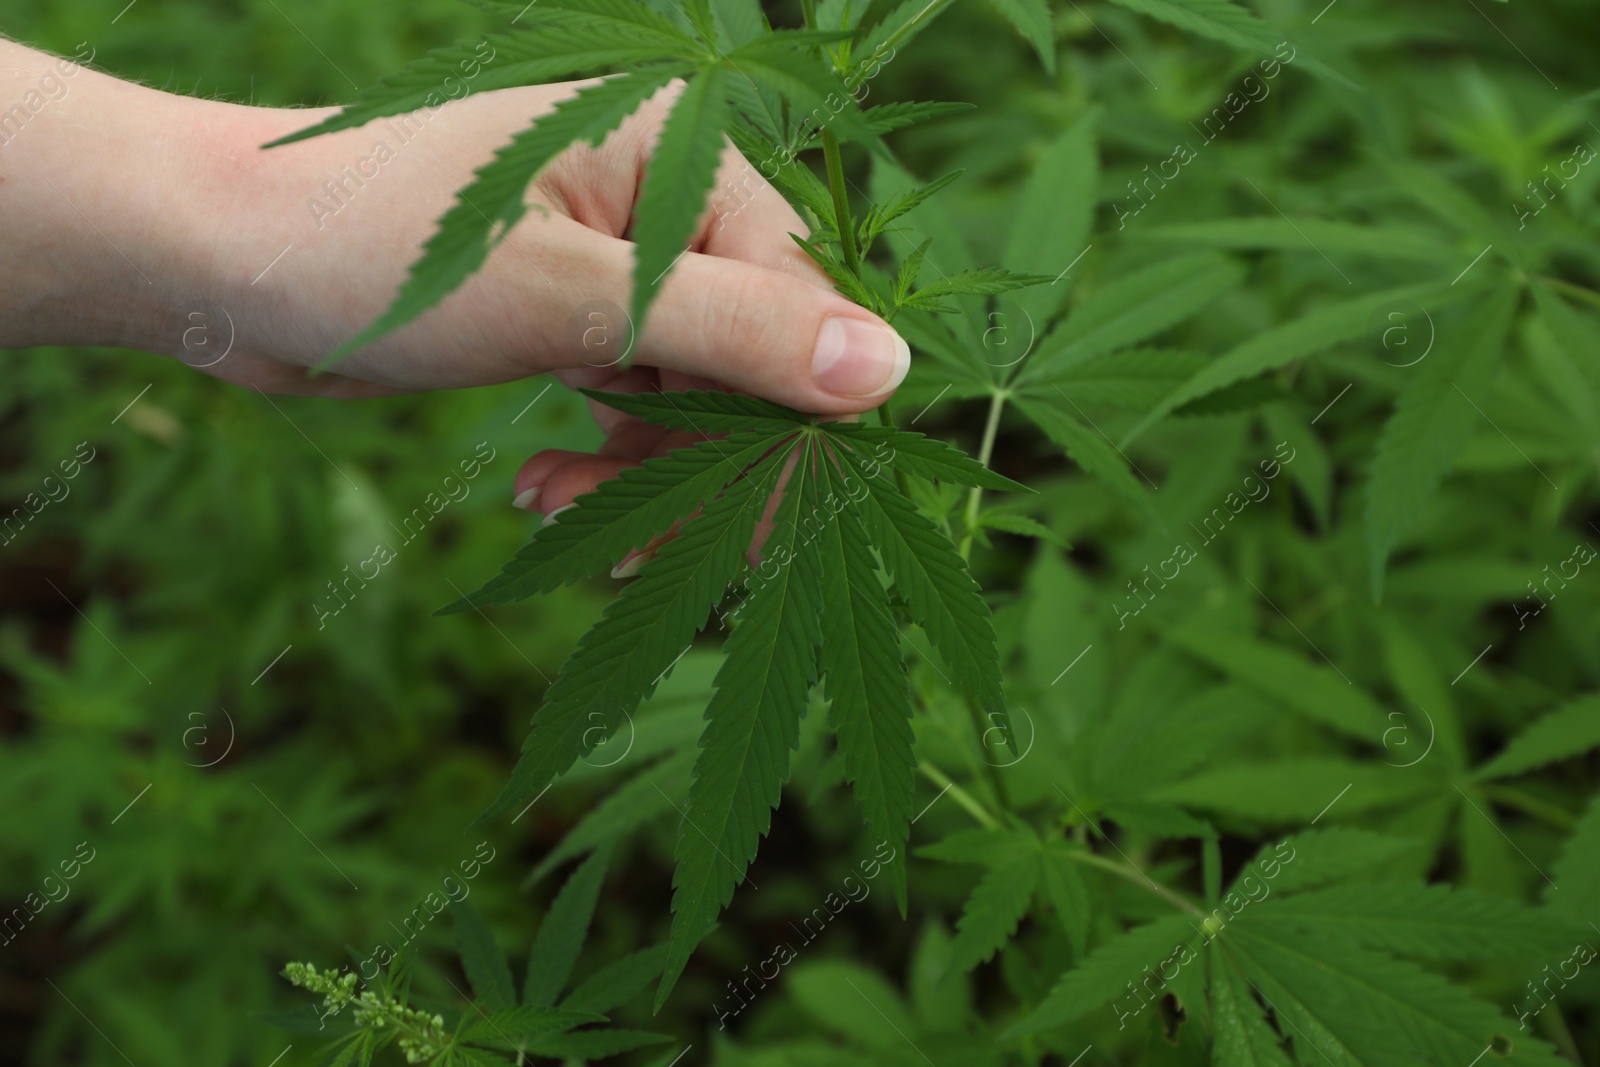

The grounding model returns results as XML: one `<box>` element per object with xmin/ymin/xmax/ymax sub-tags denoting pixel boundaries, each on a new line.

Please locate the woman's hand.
<box><xmin>0</xmin><ymin>41</ymin><xmax>908</xmax><ymax>517</ymax></box>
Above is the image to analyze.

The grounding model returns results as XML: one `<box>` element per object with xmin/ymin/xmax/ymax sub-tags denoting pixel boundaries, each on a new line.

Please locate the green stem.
<box><xmin>1480</xmin><ymin>784</ymin><xmax>1577</xmax><ymax>831</ymax></box>
<box><xmin>821</xmin><ymin>129</ymin><xmax>861</xmax><ymax>277</ymax></box>
<box><xmin>865</xmin><ymin>0</ymin><xmax>958</xmax><ymax>69</ymax></box>
<box><xmin>958</xmin><ymin>389</ymin><xmax>1007</xmax><ymax>559</ymax></box>
<box><xmin>918</xmin><ymin>761</ymin><xmax>1000</xmax><ymax>829</ymax></box>
<box><xmin>1539</xmin><ymin>275</ymin><xmax>1600</xmax><ymax>311</ymax></box>
<box><xmin>1069</xmin><ymin>852</ymin><xmax>1204</xmax><ymax>916</ymax></box>
<box><xmin>1538</xmin><ymin>1001</ymin><xmax>1584</xmax><ymax>1064</ymax></box>
<box><xmin>962</xmin><ymin>699</ymin><xmax>1012</xmax><ymax>812</ymax></box>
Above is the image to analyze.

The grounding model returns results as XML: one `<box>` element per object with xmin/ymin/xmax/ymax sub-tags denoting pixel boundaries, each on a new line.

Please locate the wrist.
<box><xmin>0</xmin><ymin>38</ymin><xmax>299</xmax><ymax>365</ymax></box>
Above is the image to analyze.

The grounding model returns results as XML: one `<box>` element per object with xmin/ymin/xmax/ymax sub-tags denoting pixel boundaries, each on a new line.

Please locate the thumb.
<box><xmin>575</xmin><ymin>231</ymin><xmax>910</xmax><ymax>416</ymax></box>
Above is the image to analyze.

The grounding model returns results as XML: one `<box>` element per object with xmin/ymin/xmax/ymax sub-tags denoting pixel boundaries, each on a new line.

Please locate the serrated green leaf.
<box><xmin>816</xmin><ymin>456</ymin><xmax>915</xmax><ymax>913</ymax></box>
<box><xmin>860</xmin><ymin>170</ymin><xmax>964</xmax><ymax>249</ymax></box>
<box><xmin>657</xmin><ymin>440</ymin><xmax>824</xmax><ymax>1010</ymax></box>
<box><xmin>789</xmin><ymin>961</ymin><xmax>918</xmax><ymax>1050</ymax></box>
<box><xmin>1040</xmin><ymin>843</ymin><xmax>1089</xmax><ymax>956</ymax></box>
<box><xmin>1003</xmin><ymin>113</ymin><xmax>1097</xmax><ymax>325</ymax></box>
<box><xmin>265</xmin><ymin>36</ymin><xmax>686</xmax><ymax>148</ymax></box>
<box><xmin>1100</xmin><ymin>0</ymin><xmax>1355</xmax><ymax>87</ymax></box>
<box><xmin>678</xmin><ymin>0</ymin><xmax>718</xmax><ymax>42</ymax></box>
<box><xmin>1235</xmin><ymin>829</ymin><xmax>1418</xmax><ymax>895</ymax></box>
<box><xmin>521</xmin><ymin>1029</ymin><xmax>673</xmax><ymax>1058</ymax></box>
<box><xmin>1262</xmin><ymin>402</ymin><xmax>1332</xmax><ymax>528</ymax></box>
<box><xmin>836</xmin><ymin>443</ymin><xmax>1012</xmax><ymax>750</ymax></box>
<box><xmin>794</xmin><ymin>234</ymin><xmax>882</xmax><ymax>307</ymax></box>
<box><xmin>530</xmin><ymin>751</ymin><xmax>696</xmax><ymax>884</ymax></box>
<box><xmin>460</xmin><ymin>1005</ymin><xmax>600</xmax><ymax>1047</ymax></box>
<box><xmin>985</xmin><ymin>0</ymin><xmax>1056</xmax><ymax>71</ymax></box>
<box><xmin>947</xmin><ymin>846</ymin><xmax>1040</xmax><ymax>973</ymax></box>
<box><xmin>855</xmin><ymin>0</ymin><xmax>962</xmax><ymax>73</ymax></box>
<box><xmin>580</xmin><ymin>387</ymin><xmax>805</xmax><ymax>434</ymax></box>
<box><xmin>816</xmin><ymin>0</ymin><xmax>866</xmax><ymax>34</ymax></box>
<box><xmin>630</xmin><ymin>68</ymin><xmax>732</xmax><ymax>339</ymax></box>
<box><xmin>1013</xmin><ymin>394</ymin><xmax>1159</xmax><ymax>521</ymax></box>
<box><xmin>1019</xmin><ymin>254</ymin><xmax>1245</xmax><ymax>384</ymax></box>
<box><xmin>320</xmin><ymin>69</ymin><xmax>680</xmax><ymax>370</ymax></box>
<box><xmin>1104</xmin><ymin>801</ymin><xmax>1216</xmax><ymax>839</ymax></box>
<box><xmin>446</xmin><ymin>432</ymin><xmax>783</xmax><ymax>608</ymax></box>
<box><xmin>856</xmin><ymin>100</ymin><xmax>976</xmax><ymax>136</ymax></box>
<box><xmin>1172</xmin><ymin>375</ymin><xmax>1285</xmax><ymax>416</ymax></box>
<box><xmin>1475</xmin><ymin>694</ymin><xmax>1600</xmax><ymax>780</ymax></box>
<box><xmin>871</xmin><ymin>158</ymin><xmax>977</xmax><ymax>273</ymax></box>
<box><xmin>1210</xmin><ymin>950</ymin><xmax>1294</xmax><ymax>1067</ymax></box>
<box><xmin>473</xmin><ymin>448</ymin><xmax>785</xmax><ymax>825</ymax></box>
<box><xmin>1137</xmin><ymin>218</ymin><xmax>1458</xmax><ymax>264</ymax></box>
<box><xmin>1229</xmin><ymin>926</ymin><xmax>1566</xmax><ymax>1067</ymax></box>
<box><xmin>1531</xmin><ymin>282</ymin><xmax>1600</xmax><ymax>396</ymax></box>
<box><xmin>1165</xmin><ymin>624</ymin><xmax>1383</xmax><ymax>741</ymax></box>
<box><xmin>477</xmin><ymin>0</ymin><xmax>705</xmax><ymax>46</ymax></box>
<box><xmin>1123</xmin><ymin>280</ymin><xmax>1460</xmax><ymax>443</ymax></box>
<box><xmin>978</xmin><ymin>511</ymin><xmax>1068</xmax><ymax>547</ymax></box>
<box><xmin>1380</xmin><ymin>160</ymin><xmax>1506</xmax><ymax>246</ymax></box>
<box><xmin>1243</xmin><ymin>884</ymin><xmax>1582</xmax><ymax>961</ymax></box>
<box><xmin>1005</xmin><ymin>915</ymin><xmax>1199</xmax><ymax>1036</ymax></box>
<box><xmin>710</xmin><ymin>0</ymin><xmax>768</xmax><ymax>47</ymax></box>
<box><xmin>452</xmin><ymin>897</ymin><xmax>516</xmax><ymax>1011</ymax></box>
<box><xmin>1365</xmin><ymin>289</ymin><xmax>1518</xmax><ymax>597</ymax></box>
<box><xmin>902</xmin><ymin>268</ymin><xmax>1053</xmax><ymax>312</ymax></box>
<box><xmin>321</xmin><ymin>1032</ymin><xmax>372</xmax><ymax>1067</ymax></box>
<box><xmin>917</xmin><ymin>827</ymin><xmax>1036</xmax><ymax>866</ymax></box>
<box><xmin>1548</xmin><ymin>792</ymin><xmax>1600</xmax><ymax>920</ymax></box>
<box><xmin>892</xmin><ymin>239</ymin><xmax>932</xmax><ymax>306</ymax></box>
<box><xmin>526</xmin><ymin>846</ymin><xmax>612</xmax><ymax>1007</ymax></box>
<box><xmin>1151</xmin><ymin>759</ymin><xmax>1435</xmax><ymax>823</ymax></box>
<box><xmin>727</xmin><ymin>124</ymin><xmax>836</xmax><ymax>218</ymax></box>
<box><xmin>561</xmin><ymin>945</ymin><xmax>669</xmax><ymax>1015</ymax></box>
<box><xmin>827</xmin><ymin>424</ymin><xmax>1032</xmax><ymax>492</ymax></box>
<box><xmin>723</xmin><ymin>38</ymin><xmax>874</xmax><ymax>146</ymax></box>
<box><xmin>1034</xmin><ymin>348</ymin><xmax>1206</xmax><ymax>409</ymax></box>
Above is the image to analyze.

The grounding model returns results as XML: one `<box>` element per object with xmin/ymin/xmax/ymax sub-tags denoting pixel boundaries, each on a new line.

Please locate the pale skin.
<box><xmin>0</xmin><ymin>38</ymin><xmax>909</xmax><ymax>540</ymax></box>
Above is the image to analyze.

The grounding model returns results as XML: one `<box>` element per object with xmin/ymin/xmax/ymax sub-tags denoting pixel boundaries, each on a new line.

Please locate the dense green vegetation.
<box><xmin>4</xmin><ymin>0</ymin><xmax>1600</xmax><ymax>1064</ymax></box>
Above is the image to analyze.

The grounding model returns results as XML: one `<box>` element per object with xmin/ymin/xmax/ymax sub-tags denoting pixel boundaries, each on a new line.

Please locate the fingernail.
<box><xmin>611</xmin><ymin>550</ymin><xmax>653</xmax><ymax>579</ymax></box>
<box><xmin>512</xmin><ymin>487</ymin><xmax>541</xmax><ymax>512</ymax></box>
<box><xmin>542</xmin><ymin>503</ymin><xmax>576</xmax><ymax>527</ymax></box>
<box><xmin>812</xmin><ymin>317</ymin><xmax>911</xmax><ymax>398</ymax></box>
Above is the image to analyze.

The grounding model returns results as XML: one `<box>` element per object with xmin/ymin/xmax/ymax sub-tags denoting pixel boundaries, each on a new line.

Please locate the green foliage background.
<box><xmin>3</xmin><ymin>0</ymin><xmax>1599</xmax><ymax>1064</ymax></box>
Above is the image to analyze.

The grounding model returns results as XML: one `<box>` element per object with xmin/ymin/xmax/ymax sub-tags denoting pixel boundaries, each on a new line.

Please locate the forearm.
<box><xmin>0</xmin><ymin>37</ymin><xmax>230</xmax><ymax>353</ymax></box>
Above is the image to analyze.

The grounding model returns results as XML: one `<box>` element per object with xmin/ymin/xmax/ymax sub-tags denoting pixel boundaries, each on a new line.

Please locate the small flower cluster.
<box><xmin>282</xmin><ymin>962</ymin><xmax>449</xmax><ymax>1064</ymax></box>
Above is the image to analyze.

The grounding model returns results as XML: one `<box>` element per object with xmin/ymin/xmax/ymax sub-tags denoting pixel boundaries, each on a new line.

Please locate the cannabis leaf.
<box><xmin>450</xmin><ymin>389</ymin><xmax>1025</xmax><ymax>1010</ymax></box>
<box><xmin>267</xmin><ymin>0</ymin><xmax>871</xmax><ymax>366</ymax></box>
<box><xmin>1121</xmin><ymin>280</ymin><xmax>1466</xmax><ymax>444</ymax></box>
<box><xmin>279</xmin><ymin>878</ymin><xmax>664</xmax><ymax>1066</ymax></box>
<box><xmin>1099</xmin><ymin>0</ymin><xmax>1355</xmax><ymax>87</ymax></box>
<box><xmin>1365</xmin><ymin>289</ymin><xmax>1518</xmax><ymax>596</ymax></box>
<box><xmin>1473</xmin><ymin>693</ymin><xmax>1600</xmax><ymax>781</ymax></box>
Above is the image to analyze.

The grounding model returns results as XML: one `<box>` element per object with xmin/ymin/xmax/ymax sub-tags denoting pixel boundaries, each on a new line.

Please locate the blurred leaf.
<box><xmin>1365</xmin><ymin>290</ymin><xmax>1518</xmax><ymax>597</ymax></box>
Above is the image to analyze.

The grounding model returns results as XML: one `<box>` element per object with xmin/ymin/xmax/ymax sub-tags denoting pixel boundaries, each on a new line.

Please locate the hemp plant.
<box><xmin>278</xmin><ymin>850</ymin><xmax>674</xmax><ymax>1065</ymax></box>
<box><xmin>271</xmin><ymin>0</ymin><xmax>1062</xmax><ymax>1013</ymax></box>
